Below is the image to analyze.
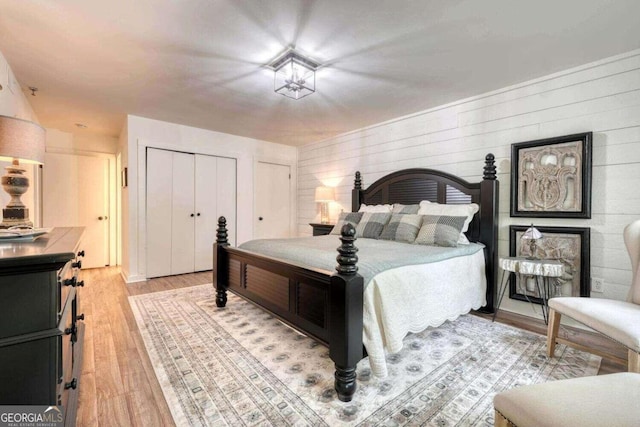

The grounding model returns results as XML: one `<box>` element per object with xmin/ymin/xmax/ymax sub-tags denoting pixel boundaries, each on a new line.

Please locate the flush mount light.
<box><xmin>268</xmin><ymin>49</ymin><xmax>319</xmax><ymax>100</ymax></box>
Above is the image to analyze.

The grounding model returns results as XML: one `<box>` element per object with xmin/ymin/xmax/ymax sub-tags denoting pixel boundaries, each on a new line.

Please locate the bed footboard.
<box><xmin>213</xmin><ymin>217</ymin><xmax>364</xmax><ymax>402</ymax></box>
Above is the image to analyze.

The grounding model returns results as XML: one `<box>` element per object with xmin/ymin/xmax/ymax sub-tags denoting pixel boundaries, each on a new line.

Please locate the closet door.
<box><xmin>217</xmin><ymin>157</ymin><xmax>236</xmax><ymax>246</ymax></box>
<box><xmin>194</xmin><ymin>155</ymin><xmax>217</xmax><ymax>271</ymax></box>
<box><xmin>146</xmin><ymin>148</ymin><xmax>174</xmax><ymax>278</ymax></box>
<box><xmin>171</xmin><ymin>151</ymin><xmax>196</xmax><ymax>275</ymax></box>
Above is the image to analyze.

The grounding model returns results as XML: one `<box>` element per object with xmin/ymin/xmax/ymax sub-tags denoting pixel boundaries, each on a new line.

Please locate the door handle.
<box><xmin>258</xmin><ymin>217</ymin><xmax>263</xmax><ymax>221</ymax></box>
<box><xmin>98</xmin><ymin>216</ymin><xmax>108</xmax><ymax>220</ymax></box>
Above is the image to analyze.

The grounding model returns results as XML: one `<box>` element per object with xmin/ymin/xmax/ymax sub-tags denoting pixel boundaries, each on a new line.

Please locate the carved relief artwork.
<box><xmin>519</xmin><ymin>141</ymin><xmax>581</xmax><ymax>212</ymax></box>
<box><xmin>511</xmin><ymin>132</ymin><xmax>592</xmax><ymax>218</ymax></box>
<box><xmin>509</xmin><ymin>226</ymin><xmax>590</xmax><ymax>305</ymax></box>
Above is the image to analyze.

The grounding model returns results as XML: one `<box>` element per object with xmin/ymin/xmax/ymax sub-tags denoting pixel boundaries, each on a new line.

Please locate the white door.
<box><xmin>194</xmin><ymin>154</ymin><xmax>217</xmax><ymax>271</ymax></box>
<box><xmin>43</xmin><ymin>153</ymin><xmax>109</xmax><ymax>268</ymax></box>
<box><xmin>170</xmin><ymin>151</ymin><xmax>196</xmax><ymax>275</ymax></box>
<box><xmin>194</xmin><ymin>155</ymin><xmax>236</xmax><ymax>271</ymax></box>
<box><xmin>146</xmin><ymin>148</ymin><xmax>173</xmax><ymax>278</ymax></box>
<box><xmin>255</xmin><ymin>161</ymin><xmax>290</xmax><ymax>239</ymax></box>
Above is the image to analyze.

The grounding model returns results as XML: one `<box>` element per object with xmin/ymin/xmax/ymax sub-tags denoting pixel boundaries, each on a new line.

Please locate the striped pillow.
<box><xmin>391</xmin><ymin>204</ymin><xmax>420</xmax><ymax>214</ymax></box>
<box><xmin>415</xmin><ymin>215</ymin><xmax>468</xmax><ymax>247</ymax></box>
<box><xmin>329</xmin><ymin>212</ymin><xmax>363</xmax><ymax>235</ymax></box>
<box><xmin>355</xmin><ymin>212</ymin><xmax>391</xmax><ymax>239</ymax></box>
<box><xmin>380</xmin><ymin>214</ymin><xmax>423</xmax><ymax>242</ymax></box>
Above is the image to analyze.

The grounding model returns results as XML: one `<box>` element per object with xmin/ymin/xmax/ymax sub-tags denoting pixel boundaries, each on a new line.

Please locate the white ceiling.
<box><xmin>1</xmin><ymin>0</ymin><xmax>640</xmax><ymax>146</ymax></box>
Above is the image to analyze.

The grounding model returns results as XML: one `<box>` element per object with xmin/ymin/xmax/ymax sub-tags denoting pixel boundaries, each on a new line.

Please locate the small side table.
<box><xmin>494</xmin><ymin>257</ymin><xmax>564</xmax><ymax>324</ymax></box>
<box><xmin>309</xmin><ymin>223</ymin><xmax>334</xmax><ymax>236</ymax></box>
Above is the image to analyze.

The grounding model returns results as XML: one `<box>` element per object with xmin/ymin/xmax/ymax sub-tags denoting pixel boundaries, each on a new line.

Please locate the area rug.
<box><xmin>129</xmin><ymin>284</ymin><xmax>600</xmax><ymax>427</ymax></box>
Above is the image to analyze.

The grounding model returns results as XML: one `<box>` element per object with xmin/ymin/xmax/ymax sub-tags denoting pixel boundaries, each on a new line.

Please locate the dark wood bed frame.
<box><xmin>213</xmin><ymin>154</ymin><xmax>499</xmax><ymax>402</ymax></box>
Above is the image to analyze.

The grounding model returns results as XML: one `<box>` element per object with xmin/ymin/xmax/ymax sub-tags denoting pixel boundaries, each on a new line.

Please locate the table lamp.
<box><xmin>314</xmin><ymin>186</ymin><xmax>335</xmax><ymax>224</ymax></box>
<box><xmin>0</xmin><ymin>115</ymin><xmax>45</xmax><ymax>228</ymax></box>
<box><xmin>522</xmin><ymin>224</ymin><xmax>542</xmax><ymax>260</ymax></box>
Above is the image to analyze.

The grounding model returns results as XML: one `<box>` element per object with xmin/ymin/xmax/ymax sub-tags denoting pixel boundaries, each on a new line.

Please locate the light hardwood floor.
<box><xmin>76</xmin><ymin>267</ymin><xmax>625</xmax><ymax>426</ymax></box>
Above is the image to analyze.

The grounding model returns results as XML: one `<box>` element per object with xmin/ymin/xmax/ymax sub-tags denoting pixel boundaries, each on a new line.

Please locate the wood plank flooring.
<box><xmin>76</xmin><ymin>267</ymin><xmax>624</xmax><ymax>426</ymax></box>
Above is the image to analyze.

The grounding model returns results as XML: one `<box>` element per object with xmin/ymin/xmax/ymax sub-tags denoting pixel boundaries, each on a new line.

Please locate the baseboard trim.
<box><xmin>476</xmin><ymin>309</ymin><xmax>628</xmax><ymax>364</ymax></box>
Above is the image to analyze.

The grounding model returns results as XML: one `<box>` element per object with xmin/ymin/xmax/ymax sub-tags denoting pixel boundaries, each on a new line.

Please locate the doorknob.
<box><xmin>259</xmin><ymin>216</ymin><xmax>263</xmax><ymax>221</ymax></box>
<box><xmin>98</xmin><ymin>216</ymin><xmax>103</xmax><ymax>220</ymax></box>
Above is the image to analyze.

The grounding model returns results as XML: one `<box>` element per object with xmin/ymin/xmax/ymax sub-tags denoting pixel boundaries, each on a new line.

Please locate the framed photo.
<box><xmin>508</xmin><ymin>225</ymin><xmax>590</xmax><ymax>305</ymax></box>
<box><xmin>510</xmin><ymin>132</ymin><xmax>592</xmax><ymax>218</ymax></box>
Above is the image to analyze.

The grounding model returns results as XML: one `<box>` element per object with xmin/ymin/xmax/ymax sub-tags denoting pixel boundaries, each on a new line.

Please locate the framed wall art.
<box><xmin>508</xmin><ymin>225</ymin><xmax>590</xmax><ymax>305</ymax></box>
<box><xmin>510</xmin><ymin>132</ymin><xmax>592</xmax><ymax>218</ymax></box>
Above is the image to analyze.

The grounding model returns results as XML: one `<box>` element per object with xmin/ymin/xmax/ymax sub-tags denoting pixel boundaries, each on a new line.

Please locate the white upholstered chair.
<box><xmin>493</xmin><ymin>372</ymin><xmax>640</xmax><ymax>426</ymax></box>
<box><xmin>546</xmin><ymin>219</ymin><xmax>640</xmax><ymax>371</ymax></box>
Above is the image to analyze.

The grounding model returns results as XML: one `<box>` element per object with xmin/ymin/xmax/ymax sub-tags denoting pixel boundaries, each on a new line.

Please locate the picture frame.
<box><xmin>508</xmin><ymin>225</ymin><xmax>590</xmax><ymax>305</ymax></box>
<box><xmin>510</xmin><ymin>132</ymin><xmax>592</xmax><ymax>218</ymax></box>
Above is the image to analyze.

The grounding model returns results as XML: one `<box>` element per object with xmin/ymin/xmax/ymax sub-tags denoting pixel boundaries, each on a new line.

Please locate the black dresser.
<box><xmin>0</xmin><ymin>227</ymin><xmax>85</xmax><ymax>426</ymax></box>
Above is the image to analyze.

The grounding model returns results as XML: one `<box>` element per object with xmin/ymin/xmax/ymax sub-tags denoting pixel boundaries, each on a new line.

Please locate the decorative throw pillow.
<box><xmin>379</xmin><ymin>214</ymin><xmax>423</xmax><ymax>243</ymax></box>
<box><xmin>358</xmin><ymin>204</ymin><xmax>393</xmax><ymax>213</ymax></box>
<box><xmin>355</xmin><ymin>212</ymin><xmax>392</xmax><ymax>239</ymax></box>
<box><xmin>417</xmin><ymin>201</ymin><xmax>479</xmax><ymax>244</ymax></box>
<box><xmin>415</xmin><ymin>215</ymin><xmax>468</xmax><ymax>247</ymax></box>
<box><xmin>391</xmin><ymin>203</ymin><xmax>420</xmax><ymax>214</ymax></box>
<box><xmin>329</xmin><ymin>212</ymin><xmax>363</xmax><ymax>235</ymax></box>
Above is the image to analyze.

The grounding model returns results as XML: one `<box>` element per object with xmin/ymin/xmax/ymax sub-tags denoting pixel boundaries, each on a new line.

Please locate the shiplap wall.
<box><xmin>297</xmin><ymin>49</ymin><xmax>640</xmax><ymax>319</ymax></box>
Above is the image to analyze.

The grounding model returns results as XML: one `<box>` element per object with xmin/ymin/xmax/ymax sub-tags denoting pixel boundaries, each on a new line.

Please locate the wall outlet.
<box><xmin>592</xmin><ymin>277</ymin><xmax>605</xmax><ymax>293</ymax></box>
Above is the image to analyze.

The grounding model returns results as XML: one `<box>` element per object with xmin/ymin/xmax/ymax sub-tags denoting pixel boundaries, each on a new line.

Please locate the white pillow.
<box><xmin>358</xmin><ymin>203</ymin><xmax>393</xmax><ymax>213</ymax></box>
<box><xmin>418</xmin><ymin>201</ymin><xmax>479</xmax><ymax>244</ymax></box>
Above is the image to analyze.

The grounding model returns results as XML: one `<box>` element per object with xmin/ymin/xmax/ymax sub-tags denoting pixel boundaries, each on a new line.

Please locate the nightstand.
<box><xmin>494</xmin><ymin>256</ymin><xmax>564</xmax><ymax>324</ymax></box>
<box><xmin>309</xmin><ymin>223</ymin><xmax>335</xmax><ymax>236</ymax></box>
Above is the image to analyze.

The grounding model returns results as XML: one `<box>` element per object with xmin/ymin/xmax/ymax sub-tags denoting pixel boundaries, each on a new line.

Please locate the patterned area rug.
<box><xmin>129</xmin><ymin>284</ymin><xmax>600</xmax><ymax>427</ymax></box>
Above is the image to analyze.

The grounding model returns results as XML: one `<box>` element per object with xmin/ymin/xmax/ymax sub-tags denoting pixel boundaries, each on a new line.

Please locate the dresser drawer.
<box><xmin>0</xmin><ymin>270</ymin><xmax>59</xmax><ymax>339</ymax></box>
<box><xmin>0</xmin><ymin>333</ymin><xmax>61</xmax><ymax>404</ymax></box>
<box><xmin>58</xmin><ymin>254</ymin><xmax>84</xmax><ymax>320</ymax></box>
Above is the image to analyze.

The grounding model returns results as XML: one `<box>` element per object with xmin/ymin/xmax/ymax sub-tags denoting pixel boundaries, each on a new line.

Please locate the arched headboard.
<box><xmin>351</xmin><ymin>154</ymin><xmax>499</xmax><ymax>312</ymax></box>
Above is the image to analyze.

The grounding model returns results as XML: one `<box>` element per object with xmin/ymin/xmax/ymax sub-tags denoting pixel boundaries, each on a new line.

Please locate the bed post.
<box><xmin>214</xmin><ymin>216</ymin><xmax>229</xmax><ymax>308</ymax></box>
<box><xmin>480</xmin><ymin>153</ymin><xmax>499</xmax><ymax>313</ymax></box>
<box><xmin>351</xmin><ymin>171</ymin><xmax>362</xmax><ymax>212</ymax></box>
<box><xmin>330</xmin><ymin>223</ymin><xmax>363</xmax><ymax>402</ymax></box>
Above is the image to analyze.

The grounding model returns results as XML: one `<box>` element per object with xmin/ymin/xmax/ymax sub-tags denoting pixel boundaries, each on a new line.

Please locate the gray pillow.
<box><xmin>392</xmin><ymin>204</ymin><xmax>420</xmax><ymax>214</ymax></box>
<box><xmin>379</xmin><ymin>214</ymin><xmax>423</xmax><ymax>243</ymax></box>
<box><xmin>355</xmin><ymin>212</ymin><xmax>392</xmax><ymax>239</ymax></box>
<box><xmin>414</xmin><ymin>215</ymin><xmax>467</xmax><ymax>247</ymax></box>
<box><xmin>330</xmin><ymin>212</ymin><xmax>363</xmax><ymax>235</ymax></box>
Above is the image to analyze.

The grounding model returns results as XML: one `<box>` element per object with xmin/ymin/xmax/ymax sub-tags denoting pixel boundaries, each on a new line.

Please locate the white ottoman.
<box><xmin>493</xmin><ymin>373</ymin><xmax>640</xmax><ymax>427</ymax></box>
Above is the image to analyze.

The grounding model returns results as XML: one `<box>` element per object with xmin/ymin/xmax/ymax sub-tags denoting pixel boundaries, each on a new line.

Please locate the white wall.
<box><xmin>0</xmin><ymin>50</ymin><xmax>39</xmax><ymax>225</ymax></box>
<box><xmin>297</xmin><ymin>49</ymin><xmax>640</xmax><ymax>321</ymax></box>
<box><xmin>122</xmin><ymin>115</ymin><xmax>297</xmax><ymax>283</ymax></box>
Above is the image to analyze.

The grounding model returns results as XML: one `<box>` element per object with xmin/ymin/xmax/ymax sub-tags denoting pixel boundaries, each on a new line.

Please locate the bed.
<box><xmin>213</xmin><ymin>154</ymin><xmax>499</xmax><ymax>402</ymax></box>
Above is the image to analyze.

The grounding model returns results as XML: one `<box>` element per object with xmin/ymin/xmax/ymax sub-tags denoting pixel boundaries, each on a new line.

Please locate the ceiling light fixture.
<box><xmin>268</xmin><ymin>49</ymin><xmax>319</xmax><ymax>100</ymax></box>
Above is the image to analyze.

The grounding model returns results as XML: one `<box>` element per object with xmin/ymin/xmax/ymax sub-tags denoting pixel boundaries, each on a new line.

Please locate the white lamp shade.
<box><xmin>314</xmin><ymin>186</ymin><xmax>335</xmax><ymax>202</ymax></box>
<box><xmin>522</xmin><ymin>225</ymin><xmax>542</xmax><ymax>240</ymax></box>
<box><xmin>0</xmin><ymin>115</ymin><xmax>46</xmax><ymax>164</ymax></box>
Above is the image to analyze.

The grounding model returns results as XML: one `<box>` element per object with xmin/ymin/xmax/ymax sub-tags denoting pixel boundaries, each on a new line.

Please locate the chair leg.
<box><xmin>493</xmin><ymin>410</ymin><xmax>513</xmax><ymax>427</ymax></box>
<box><xmin>546</xmin><ymin>308</ymin><xmax>561</xmax><ymax>358</ymax></box>
<box><xmin>628</xmin><ymin>349</ymin><xmax>640</xmax><ymax>373</ymax></box>
<box><xmin>494</xmin><ymin>409</ymin><xmax>512</xmax><ymax>427</ymax></box>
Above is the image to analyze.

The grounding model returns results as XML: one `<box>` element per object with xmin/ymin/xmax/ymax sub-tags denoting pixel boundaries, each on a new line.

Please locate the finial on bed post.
<box><xmin>336</xmin><ymin>224</ymin><xmax>358</xmax><ymax>275</ymax></box>
<box><xmin>352</xmin><ymin>171</ymin><xmax>363</xmax><ymax>212</ymax></box>
<box><xmin>215</xmin><ymin>216</ymin><xmax>229</xmax><ymax>307</ymax></box>
<box><xmin>483</xmin><ymin>153</ymin><xmax>496</xmax><ymax>180</ymax></box>
<box><xmin>330</xmin><ymin>223</ymin><xmax>363</xmax><ymax>402</ymax></box>
<box><xmin>354</xmin><ymin>171</ymin><xmax>362</xmax><ymax>190</ymax></box>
